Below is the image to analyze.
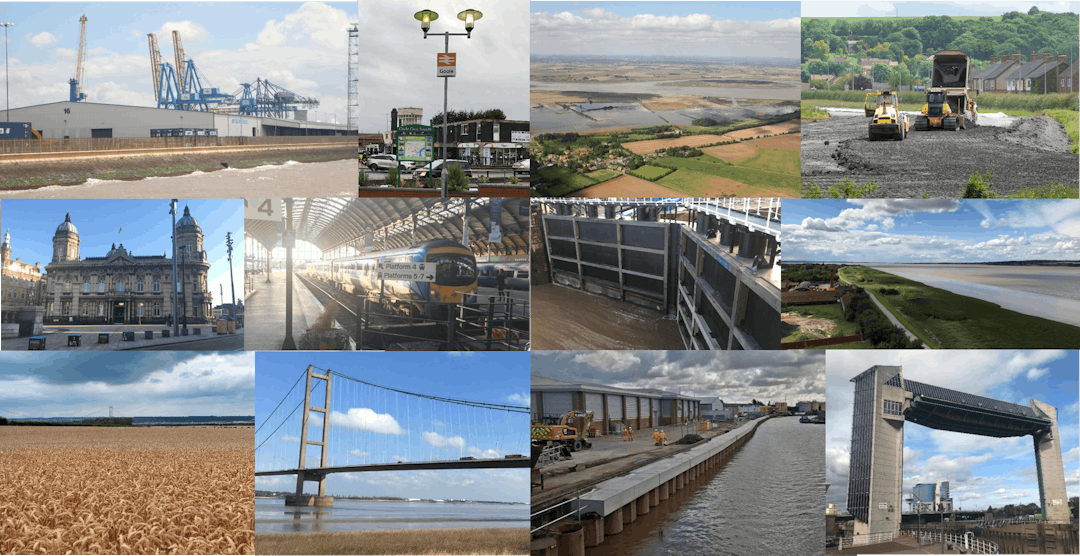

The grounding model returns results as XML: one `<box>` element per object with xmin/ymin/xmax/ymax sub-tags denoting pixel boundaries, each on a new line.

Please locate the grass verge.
<box><xmin>801</xmin><ymin>105</ymin><xmax>832</xmax><ymax>120</ymax></box>
<box><xmin>255</xmin><ymin>528</ymin><xmax>529</xmax><ymax>555</ymax></box>
<box><xmin>629</xmin><ymin>165</ymin><xmax>674</xmax><ymax>181</ymax></box>
<box><xmin>585</xmin><ymin>169</ymin><xmax>620</xmax><ymax>183</ymax></box>
<box><xmin>837</xmin><ymin>266</ymin><xmax>1080</xmax><ymax>348</ymax></box>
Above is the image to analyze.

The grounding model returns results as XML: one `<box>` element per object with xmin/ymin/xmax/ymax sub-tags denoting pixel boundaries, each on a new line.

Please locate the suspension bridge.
<box><xmin>255</xmin><ymin>365</ymin><xmax>531</xmax><ymax>506</ymax></box>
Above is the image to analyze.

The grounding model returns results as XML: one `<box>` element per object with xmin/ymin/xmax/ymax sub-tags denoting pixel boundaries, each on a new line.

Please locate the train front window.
<box><xmin>431</xmin><ymin>254</ymin><xmax>476</xmax><ymax>286</ymax></box>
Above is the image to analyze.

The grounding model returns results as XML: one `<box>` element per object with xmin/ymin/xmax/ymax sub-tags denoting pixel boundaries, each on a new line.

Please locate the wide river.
<box><xmin>531</xmin><ymin>79</ymin><xmax>801</xmax><ymax>100</ymax></box>
<box><xmin>867</xmin><ymin>264</ymin><xmax>1080</xmax><ymax>327</ymax></box>
<box><xmin>590</xmin><ymin>417</ymin><xmax>825</xmax><ymax>556</ymax></box>
<box><xmin>255</xmin><ymin>499</ymin><xmax>528</xmax><ymax>534</ymax></box>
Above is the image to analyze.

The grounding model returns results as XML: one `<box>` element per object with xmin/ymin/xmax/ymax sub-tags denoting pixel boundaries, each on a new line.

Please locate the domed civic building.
<box><xmin>42</xmin><ymin>207</ymin><xmax>212</xmax><ymax>325</ymax></box>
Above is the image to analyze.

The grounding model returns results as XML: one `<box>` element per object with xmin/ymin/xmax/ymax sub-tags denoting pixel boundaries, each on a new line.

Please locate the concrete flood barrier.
<box><xmin>532</xmin><ymin>417</ymin><xmax>769</xmax><ymax>556</ymax></box>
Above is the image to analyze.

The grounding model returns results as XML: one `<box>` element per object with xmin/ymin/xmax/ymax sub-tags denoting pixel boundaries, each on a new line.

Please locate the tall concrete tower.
<box><xmin>847</xmin><ymin>365</ymin><xmax>908</xmax><ymax>538</ymax></box>
<box><xmin>52</xmin><ymin>213</ymin><xmax>80</xmax><ymax>262</ymax></box>
<box><xmin>1031</xmin><ymin>398</ymin><xmax>1069</xmax><ymax>523</ymax></box>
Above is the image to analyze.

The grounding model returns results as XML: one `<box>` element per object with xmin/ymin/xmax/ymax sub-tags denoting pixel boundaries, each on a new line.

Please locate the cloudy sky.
<box><xmin>355</xmin><ymin>0</ymin><xmax>528</xmax><ymax>133</ymax></box>
<box><xmin>1</xmin><ymin>199</ymin><xmax>244</xmax><ymax>307</ymax></box>
<box><xmin>531</xmin><ymin>351</ymin><xmax>825</xmax><ymax>404</ymax></box>
<box><xmin>532</xmin><ymin>1</ymin><xmax>801</xmax><ymax>58</ymax></box>
<box><xmin>0</xmin><ymin>352</ymin><xmax>254</xmax><ymax>417</ymax></box>
<box><xmin>802</xmin><ymin>1</ymin><xmax>1080</xmax><ymax>17</ymax></box>
<box><xmin>826</xmin><ymin>350</ymin><xmax>1079</xmax><ymax>512</ymax></box>
<box><xmin>0</xmin><ymin>2</ymin><xmax>355</xmax><ymax>124</ymax></box>
<box><xmin>255</xmin><ymin>352</ymin><xmax>529</xmax><ymax>503</ymax></box>
<box><xmin>783</xmin><ymin>199</ymin><xmax>1080</xmax><ymax>262</ymax></box>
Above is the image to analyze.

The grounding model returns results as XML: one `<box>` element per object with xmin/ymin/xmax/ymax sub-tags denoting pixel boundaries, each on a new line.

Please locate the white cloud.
<box><xmin>330</xmin><ymin>407</ymin><xmax>406</xmax><ymax>435</ymax></box>
<box><xmin>422</xmin><ymin>431</ymin><xmax>466</xmax><ymax>450</ymax></box>
<box><xmin>570</xmin><ymin>351</ymin><xmax>641</xmax><ymax>373</ymax></box>
<box><xmin>349</xmin><ymin>449</ymin><xmax>370</xmax><ymax>458</ymax></box>
<box><xmin>507</xmin><ymin>392</ymin><xmax>529</xmax><ymax>405</ymax></box>
<box><xmin>1027</xmin><ymin>367</ymin><xmax>1049</xmax><ymax>380</ymax></box>
<box><xmin>28</xmin><ymin>32</ymin><xmax>61</xmax><ymax>47</ymax></box>
<box><xmin>153</xmin><ymin>21</ymin><xmax>210</xmax><ymax>45</ymax></box>
<box><xmin>881</xmin><ymin>217</ymin><xmax>895</xmax><ymax>230</ymax></box>
<box><xmin>431</xmin><ymin>420</ymin><xmax>445</xmax><ymax>428</ymax></box>
<box><xmin>280</xmin><ymin>434</ymin><xmax>300</xmax><ymax>443</ymax></box>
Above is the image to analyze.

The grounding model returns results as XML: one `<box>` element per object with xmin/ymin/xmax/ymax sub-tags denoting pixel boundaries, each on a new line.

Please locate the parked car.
<box><xmin>512</xmin><ymin>158</ymin><xmax>531</xmax><ymax>175</ymax></box>
<box><xmin>415</xmin><ymin>159</ymin><xmax>473</xmax><ymax>179</ymax></box>
<box><xmin>366</xmin><ymin>154</ymin><xmax>413</xmax><ymax>173</ymax></box>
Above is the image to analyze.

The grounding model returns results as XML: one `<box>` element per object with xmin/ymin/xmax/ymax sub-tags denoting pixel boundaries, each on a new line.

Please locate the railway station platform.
<box><xmin>244</xmin><ymin>270</ymin><xmax>354</xmax><ymax>351</ymax></box>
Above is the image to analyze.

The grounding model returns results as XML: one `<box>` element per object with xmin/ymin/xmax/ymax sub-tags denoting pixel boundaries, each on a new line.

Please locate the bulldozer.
<box><xmin>865</xmin><ymin>90</ymin><xmax>909</xmax><ymax>141</ymax></box>
<box><xmin>531</xmin><ymin>410</ymin><xmax>594</xmax><ymax>452</ymax></box>
<box><xmin>913</xmin><ymin>50</ymin><xmax>979</xmax><ymax>131</ymax></box>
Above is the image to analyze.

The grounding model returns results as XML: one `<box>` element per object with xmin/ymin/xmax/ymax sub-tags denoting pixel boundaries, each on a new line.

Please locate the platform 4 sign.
<box><xmin>376</xmin><ymin>261</ymin><xmax>436</xmax><ymax>281</ymax></box>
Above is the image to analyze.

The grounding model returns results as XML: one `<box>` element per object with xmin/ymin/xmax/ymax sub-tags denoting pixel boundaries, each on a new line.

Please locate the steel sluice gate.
<box><xmin>540</xmin><ymin>210</ymin><xmax>780</xmax><ymax>350</ymax></box>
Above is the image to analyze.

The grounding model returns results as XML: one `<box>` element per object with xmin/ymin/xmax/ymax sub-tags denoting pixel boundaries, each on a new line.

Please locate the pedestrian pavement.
<box><xmin>3</xmin><ymin>322</ymin><xmax>243</xmax><ymax>351</ymax></box>
<box><xmin>244</xmin><ymin>271</ymin><xmax>354</xmax><ymax>351</ymax></box>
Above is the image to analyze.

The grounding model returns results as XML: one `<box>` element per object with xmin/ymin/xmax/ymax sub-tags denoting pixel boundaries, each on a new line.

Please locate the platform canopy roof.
<box><xmin>245</xmin><ymin>198</ymin><xmax>529</xmax><ymax>257</ymax></box>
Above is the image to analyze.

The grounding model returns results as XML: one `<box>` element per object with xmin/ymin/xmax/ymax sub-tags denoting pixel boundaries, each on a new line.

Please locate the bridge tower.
<box><xmin>847</xmin><ymin>365</ymin><xmax>908</xmax><ymax>539</ymax></box>
<box><xmin>1031</xmin><ymin>398</ymin><xmax>1069</xmax><ymax>524</ymax></box>
<box><xmin>285</xmin><ymin>365</ymin><xmax>334</xmax><ymax>507</ymax></box>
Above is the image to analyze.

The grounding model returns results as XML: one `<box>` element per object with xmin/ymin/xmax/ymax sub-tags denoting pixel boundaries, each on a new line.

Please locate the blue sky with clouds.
<box><xmin>826</xmin><ymin>350</ymin><xmax>1079</xmax><ymax>512</ymax></box>
<box><xmin>803</xmin><ymin>1</ymin><xmax>1080</xmax><ymax>18</ymax></box>
<box><xmin>0</xmin><ymin>352</ymin><xmax>254</xmax><ymax>418</ymax></box>
<box><xmin>254</xmin><ymin>352</ymin><xmax>529</xmax><ymax>503</ymax></box>
<box><xmin>0</xmin><ymin>2</ymin><xmax>356</xmax><ymax>124</ymax></box>
<box><xmin>783</xmin><ymin>199</ymin><xmax>1080</xmax><ymax>262</ymax></box>
<box><xmin>531</xmin><ymin>1</ymin><xmax>801</xmax><ymax>58</ymax></box>
<box><xmin>531</xmin><ymin>350</ymin><xmax>825</xmax><ymax>404</ymax></box>
<box><xmin>1</xmin><ymin>199</ymin><xmax>244</xmax><ymax>305</ymax></box>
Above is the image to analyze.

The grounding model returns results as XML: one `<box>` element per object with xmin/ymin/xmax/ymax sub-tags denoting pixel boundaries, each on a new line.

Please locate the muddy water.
<box><xmin>588</xmin><ymin>417</ymin><xmax>824</xmax><ymax>556</ymax></box>
<box><xmin>531</xmin><ymin>283</ymin><xmax>682</xmax><ymax>350</ymax></box>
<box><xmin>0</xmin><ymin>159</ymin><xmax>356</xmax><ymax>199</ymax></box>
<box><xmin>868</xmin><ymin>264</ymin><xmax>1080</xmax><ymax>327</ymax></box>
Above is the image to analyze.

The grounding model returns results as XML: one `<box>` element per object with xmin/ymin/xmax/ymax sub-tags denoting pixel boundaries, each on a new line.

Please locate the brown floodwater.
<box><xmin>531</xmin><ymin>283</ymin><xmax>683</xmax><ymax>350</ymax></box>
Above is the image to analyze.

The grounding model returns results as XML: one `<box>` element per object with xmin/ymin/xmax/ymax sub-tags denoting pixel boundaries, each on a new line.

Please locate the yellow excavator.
<box><xmin>865</xmin><ymin>90</ymin><xmax>909</xmax><ymax>141</ymax></box>
<box><xmin>913</xmin><ymin>50</ymin><xmax>978</xmax><ymax>131</ymax></box>
<box><xmin>531</xmin><ymin>410</ymin><xmax>594</xmax><ymax>452</ymax></box>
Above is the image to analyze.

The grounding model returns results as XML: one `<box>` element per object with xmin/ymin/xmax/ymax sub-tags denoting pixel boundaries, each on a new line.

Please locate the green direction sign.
<box><xmin>396</xmin><ymin>124</ymin><xmax>435</xmax><ymax>162</ymax></box>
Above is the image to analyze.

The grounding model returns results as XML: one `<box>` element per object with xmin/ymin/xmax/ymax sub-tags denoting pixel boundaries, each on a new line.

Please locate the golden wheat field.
<box><xmin>0</xmin><ymin>426</ymin><xmax>254</xmax><ymax>555</ymax></box>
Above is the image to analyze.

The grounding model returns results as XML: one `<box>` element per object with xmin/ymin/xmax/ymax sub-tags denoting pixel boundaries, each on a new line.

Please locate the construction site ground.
<box><xmin>800</xmin><ymin>113</ymin><xmax>1078</xmax><ymax>197</ymax></box>
<box><xmin>532</xmin><ymin>420</ymin><xmax>740</xmax><ymax>510</ymax></box>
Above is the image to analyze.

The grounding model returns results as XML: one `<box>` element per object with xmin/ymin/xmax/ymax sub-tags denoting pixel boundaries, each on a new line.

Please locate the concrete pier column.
<box><xmin>530</xmin><ymin>534</ymin><xmax>557</xmax><ymax>556</ymax></box>
<box><xmin>675</xmin><ymin>472</ymin><xmax>684</xmax><ymax>490</ymax></box>
<box><xmin>637</xmin><ymin>494</ymin><xmax>650</xmax><ymax>515</ymax></box>
<box><xmin>623</xmin><ymin>501</ymin><xmax>637</xmax><ymax>524</ymax></box>
<box><xmin>556</xmin><ymin>524</ymin><xmax>585</xmax><ymax>556</ymax></box>
<box><xmin>604</xmin><ymin>511</ymin><xmax>623</xmax><ymax>535</ymax></box>
<box><xmin>583</xmin><ymin>515</ymin><xmax>605</xmax><ymax>547</ymax></box>
<box><xmin>649</xmin><ymin>487</ymin><xmax>660</xmax><ymax>507</ymax></box>
<box><xmin>659</xmin><ymin>481</ymin><xmax>669</xmax><ymax>500</ymax></box>
<box><xmin>689</xmin><ymin>466</ymin><xmax>696</xmax><ymax>481</ymax></box>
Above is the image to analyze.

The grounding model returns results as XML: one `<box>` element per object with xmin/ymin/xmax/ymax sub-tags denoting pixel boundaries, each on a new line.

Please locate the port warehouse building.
<box><xmin>531</xmin><ymin>375</ymin><xmax>700</xmax><ymax>433</ymax></box>
<box><xmin>0</xmin><ymin>101</ymin><xmax>352</xmax><ymax>139</ymax></box>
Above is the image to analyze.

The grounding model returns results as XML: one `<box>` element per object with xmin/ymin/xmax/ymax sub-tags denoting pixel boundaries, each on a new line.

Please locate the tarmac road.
<box><xmin>801</xmin><ymin>113</ymin><xmax>1078</xmax><ymax>197</ymax></box>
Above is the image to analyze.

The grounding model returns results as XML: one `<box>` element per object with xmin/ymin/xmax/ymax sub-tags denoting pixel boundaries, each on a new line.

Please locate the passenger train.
<box><xmin>477</xmin><ymin>261</ymin><xmax>529</xmax><ymax>290</ymax></box>
<box><xmin>298</xmin><ymin>239</ymin><xmax>478</xmax><ymax>318</ymax></box>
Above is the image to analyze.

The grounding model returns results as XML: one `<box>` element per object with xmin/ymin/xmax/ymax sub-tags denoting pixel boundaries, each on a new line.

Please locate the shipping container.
<box><xmin>0</xmin><ymin>123</ymin><xmax>32</xmax><ymax>140</ymax></box>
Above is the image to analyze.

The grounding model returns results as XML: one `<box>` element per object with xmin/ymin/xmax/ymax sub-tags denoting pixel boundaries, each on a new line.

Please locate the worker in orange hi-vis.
<box><xmin>627</xmin><ymin>426</ymin><xmax>634</xmax><ymax>441</ymax></box>
<box><xmin>660</xmin><ymin>430</ymin><xmax>667</xmax><ymax>445</ymax></box>
<box><xmin>621</xmin><ymin>427</ymin><xmax>628</xmax><ymax>441</ymax></box>
<box><xmin>652</xmin><ymin>429</ymin><xmax>661</xmax><ymax>446</ymax></box>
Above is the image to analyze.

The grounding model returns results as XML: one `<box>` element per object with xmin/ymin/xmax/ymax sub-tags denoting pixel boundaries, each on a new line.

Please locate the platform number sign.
<box><xmin>245</xmin><ymin>198</ymin><xmax>283</xmax><ymax>221</ymax></box>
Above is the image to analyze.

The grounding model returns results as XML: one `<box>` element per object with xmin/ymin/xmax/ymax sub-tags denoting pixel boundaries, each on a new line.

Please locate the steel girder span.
<box><xmin>902</xmin><ymin>379</ymin><xmax>1052</xmax><ymax>438</ymax></box>
<box><xmin>244</xmin><ymin>198</ymin><xmax>530</xmax><ymax>257</ymax></box>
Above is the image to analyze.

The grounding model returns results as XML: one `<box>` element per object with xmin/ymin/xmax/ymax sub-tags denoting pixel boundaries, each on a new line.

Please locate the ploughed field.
<box><xmin>800</xmin><ymin>114</ymin><xmax>1078</xmax><ymax>197</ymax></box>
<box><xmin>0</xmin><ymin>426</ymin><xmax>254</xmax><ymax>555</ymax></box>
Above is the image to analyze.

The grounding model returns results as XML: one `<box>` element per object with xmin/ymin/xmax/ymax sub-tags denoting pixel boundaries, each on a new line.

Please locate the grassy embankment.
<box><xmin>838</xmin><ymin>265</ymin><xmax>1080</xmax><ymax>349</ymax></box>
<box><xmin>255</xmin><ymin>528</ymin><xmax>529</xmax><ymax>555</ymax></box>
<box><xmin>0</xmin><ymin>153</ymin><xmax>346</xmax><ymax>190</ymax></box>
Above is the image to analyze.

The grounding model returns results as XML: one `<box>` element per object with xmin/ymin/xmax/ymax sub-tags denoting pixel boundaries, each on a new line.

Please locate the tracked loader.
<box><xmin>913</xmin><ymin>50</ymin><xmax>979</xmax><ymax>131</ymax></box>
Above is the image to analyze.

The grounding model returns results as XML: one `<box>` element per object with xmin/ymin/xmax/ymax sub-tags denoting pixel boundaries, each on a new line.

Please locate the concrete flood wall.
<box><xmin>531</xmin><ymin>417</ymin><xmax>770</xmax><ymax>556</ymax></box>
<box><xmin>982</xmin><ymin>522</ymin><xmax>1079</xmax><ymax>554</ymax></box>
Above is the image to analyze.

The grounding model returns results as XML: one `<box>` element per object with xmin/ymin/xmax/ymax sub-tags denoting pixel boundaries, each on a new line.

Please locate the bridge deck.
<box><xmin>256</xmin><ymin>457</ymin><xmax>531</xmax><ymax>476</ymax></box>
<box><xmin>903</xmin><ymin>379</ymin><xmax>1050</xmax><ymax>437</ymax></box>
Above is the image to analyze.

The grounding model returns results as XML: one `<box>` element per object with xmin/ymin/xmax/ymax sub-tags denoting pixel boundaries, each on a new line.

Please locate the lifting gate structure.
<box><xmin>538</xmin><ymin>198</ymin><xmax>780</xmax><ymax>350</ymax></box>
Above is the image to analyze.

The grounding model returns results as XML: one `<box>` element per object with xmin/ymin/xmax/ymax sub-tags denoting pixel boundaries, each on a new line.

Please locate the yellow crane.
<box><xmin>147</xmin><ymin>33</ymin><xmax>162</xmax><ymax>102</ymax></box>
<box><xmin>172</xmin><ymin>30</ymin><xmax>186</xmax><ymax>93</ymax></box>
<box><xmin>68</xmin><ymin>15</ymin><xmax>87</xmax><ymax>102</ymax></box>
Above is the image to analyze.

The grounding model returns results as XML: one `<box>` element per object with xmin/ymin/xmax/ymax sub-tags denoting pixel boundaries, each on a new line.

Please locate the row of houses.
<box><xmin>970</xmin><ymin>51</ymin><xmax>1079</xmax><ymax>94</ymax></box>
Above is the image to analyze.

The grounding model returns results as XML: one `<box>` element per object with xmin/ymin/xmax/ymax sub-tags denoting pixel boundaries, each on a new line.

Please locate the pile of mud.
<box><xmin>674</xmin><ymin>434</ymin><xmax>705</xmax><ymax>445</ymax></box>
